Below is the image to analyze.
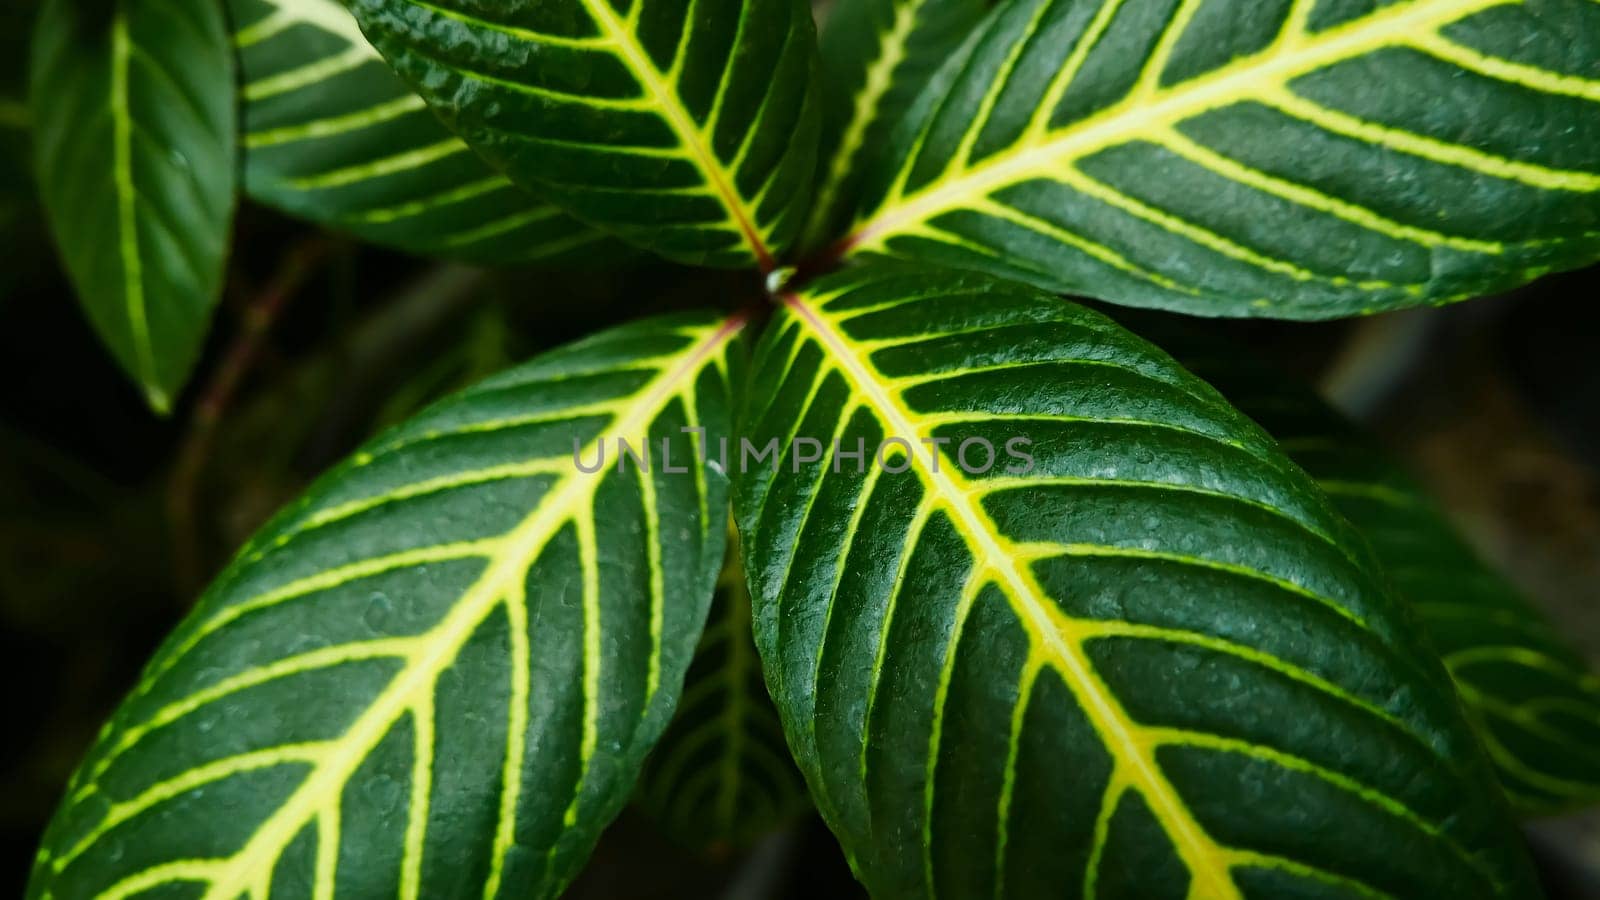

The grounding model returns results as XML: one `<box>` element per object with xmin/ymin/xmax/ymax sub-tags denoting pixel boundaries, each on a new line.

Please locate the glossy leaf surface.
<box><xmin>804</xmin><ymin>0</ymin><xmax>989</xmax><ymax>247</ymax></box>
<box><xmin>232</xmin><ymin>0</ymin><xmax>610</xmax><ymax>264</ymax></box>
<box><xmin>843</xmin><ymin>0</ymin><xmax>1600</xmax><ymax>319</ymax></box>
<box><xmin>31</xmin><ymin>0</ymin><xmax>237</xmax><ymax>411</ymax></box>
<box><xmin>29</xmin><ymin>313</ymin><xmax>743</xmax><ymax>900</ymax></box>
<box><xmin>637</xmin><ymin>528</ymin><xmax>809</xmax><ymax>848</ymax></box>
<box><xmin>349</xmin><ymin>0</ymin><xmax>823</xmax><ymax>269</ymax></box>
<box><xmin>735</xmin><ymin>262</ymin><xmax>1537</xmax><ymax>898</ymax></box>
<box><xmin>1169</xmin><ymin>342</ymin><xmax>1600</xmax><ymax>815</ymax></box>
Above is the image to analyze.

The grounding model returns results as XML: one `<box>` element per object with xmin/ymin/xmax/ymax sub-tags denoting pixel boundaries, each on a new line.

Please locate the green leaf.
<box><xmin>232</xmin><ymin>0</ymin><xmax>613</xmax><ymax>265</ymax></box>
<box><xmin>28</xmin><ymin>312</ymin><xmax>745</xmax><ymax>900</ymax></box>
<box><xmin>801</xmin><ymin>0</ymin><xmax>989</xmax><ymax>249</ymax></box>
<box><xmin>734</xmin><ymin>261</ymin><xmax>1538</xmax><ymax>898</ymax></box>
<box><xmin>30</xmin><ymin>0</ymin><xmax>237</xmax><ymax>412</ymax></box>
<box><xmin>348</xmin><ymin>0</ymin><xmax>823</xmax><ymax>269</ymax></box>
<box><xmin>840</xmin><ymin>0</ymin><xmax>1600</xmax><ymax>320</ymax></box>
<box><xmin>636</xmin><ymin>525</ymin><xmax>809</xmax><ymax>849</ymax></box>
<box><xmin>1163</xmin><ymin>340</ymin><xmax>1600</xmax><ymax>816</ymax></box>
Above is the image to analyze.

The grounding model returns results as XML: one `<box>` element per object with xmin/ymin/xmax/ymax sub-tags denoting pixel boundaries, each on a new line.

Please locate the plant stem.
<box><xmin>167</xmin><ymin>238</ymin><xmax>332</xmax><ymax>595</ymax></box>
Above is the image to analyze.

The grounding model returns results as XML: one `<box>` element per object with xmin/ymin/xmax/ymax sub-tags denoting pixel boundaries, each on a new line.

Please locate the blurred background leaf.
<box><xmin>635</xmin><ymin>530</ymin><xmax>812</xmax><ymax>853</ymax></box>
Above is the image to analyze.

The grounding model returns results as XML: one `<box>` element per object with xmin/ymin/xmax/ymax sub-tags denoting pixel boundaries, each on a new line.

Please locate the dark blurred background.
<box><xmin>3</xmin><ymin>2</ymin><xmax>1599</xmax><ymax>896</ymax></box>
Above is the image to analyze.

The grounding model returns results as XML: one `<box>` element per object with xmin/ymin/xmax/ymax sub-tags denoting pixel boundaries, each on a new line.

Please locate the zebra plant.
<box><xmin>22</xmin><ymin>0</ymin><xmax>1600</xmax><ymax>894</ymax></box>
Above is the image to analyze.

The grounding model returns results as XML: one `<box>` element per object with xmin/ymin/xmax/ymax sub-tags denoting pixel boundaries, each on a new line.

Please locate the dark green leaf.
<box><xmin>31</xmin><ymin>0</ymin><xmax>237</xmax><ymax>412</ymax></box>
<box><xmin>802</xmin><ymin>0</ymin><xmax>989</xmax><ymax>249</ymax></box>
<box><xmin>232</xmin><ymin>0</ymin><xmax>613</xmax><ymax>264</ymax></box>
<box><xmin>348</xmin><ymin>0</ymin><xmax>823</xmax><ymax>269</ymax></box>
<box><xmin>1164</xmin><ymin>339</ymin><xmax>1600</xmax><ymax>816</ymax></box>
<box><xmin>841</xmin><ymin>0</ymin><xmax>1600</xmax><ymax>319</ymax></box>
<box><xmin>28</xmin><ymin>312</ymin><xmax>745</xmax><ymax>900</ymax></box>
<box><xmin>735</xmin><ymin>261</ymin><xmax>1537</xmax><ymax>898</ymax></box>
<box><xmin>636</xmin><ymin>526</ymin><xmax>809</xmax><ymax>849</ymax></box>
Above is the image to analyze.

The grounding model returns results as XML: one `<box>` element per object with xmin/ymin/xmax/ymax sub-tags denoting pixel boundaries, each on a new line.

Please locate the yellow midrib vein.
<box><xmin>580</xmin><ymin>0</ymin><xmax>774</xmax><ymax>269</ymax></box>
<box><xmin>109</xmin><ymin>13</ymin><xmax>162</xmax><ymax>412</ymax></box>
<box><xmin>844</xmin><ymin>0</ymin><xmax>1523</xmax><ymax>250</ymax></box>
<box><xmin>781</xmin><ymin>293</ymin><xmax>1240</xmax><ymax>899</ymax></box>
<box><xmin>184</xmin><ymin>318</ymin><xmax>741</xmax><ymax>900</ymax></box>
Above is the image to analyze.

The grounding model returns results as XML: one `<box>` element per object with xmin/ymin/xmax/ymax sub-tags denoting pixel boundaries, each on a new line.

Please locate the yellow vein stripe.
<box><xmin>252</xmin><ymin>0</ymin><xmax>372</xmax><ymax>48</ymax></box>
<box><xmin>397</xmin><ymin>0</ymin><xmax>614</xmax><ymax>50</ymax></box>
<box><xmin>640</xmin><ymin>462</ymin><xmax>667</xmax><ymax>707</ymax></box>
<box><xmin>806</xmin><ymin>0</ymin><xmax>929</xmax><ymax>243</ymax></box>
<box><xmin>1022</xmin><ymin>0</ymin><xmax>1127</xmax><ymax>140</ymax></box>
<box><xmin>923</xmin><ymin>564</ymin><xmax>988</xmax><ymax>889</ymax></box>
<box><xmin>1157</xmin><ymin>128</ymin><xmax>1503</xmax><ymax>253</ymax></box>
<box><xmin>948</xmin><ymin>0</ymin><xmax>1051</xmax><ymax>172</ymax></box>
<box><xmin>992</xmin><ymin>656</ymin><xmax>1043</xmax><ymax>897</ymax></box>
<box><xmin>63</xmin><ymin>639</ymin><xmax>420</xmax><ymax>815</ymax></box>
<box><xmin>234</xmin><ymin>10</ymin><xmax>297</xmax><ymax>47</ymax></box>
<box><xmin>109</xmin><ymin>12</ymin><xmax>161</xmax><ymax>412</ymax></box>
<box><xmin>100</xmin><ymin>862</ymin><xmax>222</xmax><ymax>900</ymax></box>
<box><xmin>244</xmin><ymin>46</ymin><xmax>372</xmax><ymax>101</ymax></box>
<box><xmin>245</xmin><ymin>95</ymin><xmax>428</xmax><ymax>148</ymax></box>
<box><xmin>1407</xmin><ymin>32</ymin><xmax>1600</xmax><ymax>101</ymax></box>
<box><xmin>286</xmin><ymin>139</ymin><xmax>467</xmax><ymax>190</ymax></box>
<box><xmin>440</xmin><ymin>205</ymin><xmax>566</xmax><ymax>248</ymax></box>
<box><xmin>845</xmin><ymin>0</ymin><xmax>1591</xmax><ymax>252</ymax></box>
<box><xmin>1131</xmin><ymin>0</ymin><xmax>1207</xmax><ymax>100</ymax></box>
<box><xmin>1083</xmin><ymin>778</ymin><xmax>1126</xmax><ymax>895</ymax></box>
<box><xmin>1258</xmin><ymin>87</ymin><xmax>1600</xmax><ymax>192</ymax></box>
<box><xmin>347</xmin><ymin>177</ymin><xmax>506</xmax><ymax>224</ymax></box>
<box><xmin>53</xmin><ymin>745</ymin><xmax>327</xmax><ymax>874</ymax></box>
<box><xmin>484</xmin><ymin>571</ymin><xmax>529</xmax><ymax>900</ymax></box>
<box><xmin>782</xmin><ymin>291</ymin><xmax>1242</xmax><ymax>899</ymax></box>
<box><xmin>400</xmin><ymin>700</ymin><xmax>432</xmax><ymax>900</ymax></box>
<box><xmin>964</xmin><ymin>196</ymin><xmax>1192</xmax><ymax>292</ymax></box>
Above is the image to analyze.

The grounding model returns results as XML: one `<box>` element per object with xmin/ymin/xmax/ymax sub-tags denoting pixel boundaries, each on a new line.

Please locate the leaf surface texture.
<box><xmin>349</xmin><ymin>0</ymin><xmax>823</xmax><ymax>268</ymax></box>
<box><xmin>845</xmin><ymin>0</ymin><xmax>1600</xmax><ymax>318</ymax></box>
<box><xmin>735</xmin><ymin>262</ymin><xmax>1538</xmax><ymax>898</ymax></box>
<box><xmin>29</xmin><ymin>313</ymin><xmax>743</xmax><ymax>900</ymax></box>
<box><xmin>232</xmin><ymin>0</ymin><xmax>609</xmax><ymax>264</ymax></box>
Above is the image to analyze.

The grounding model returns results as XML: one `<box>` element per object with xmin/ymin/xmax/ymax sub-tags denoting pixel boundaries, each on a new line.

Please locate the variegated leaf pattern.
<box><xmin>734</xmin><ymin>262</ymin><xmax>1539</xmax><ymax>898</ymax></box>
<box><xmin>803</xmin><ymin>0</ymin><xmax>989</xmax><ymax>248</ymax></box>
<box><xmin>348</xmin><ymin>0</ymin><xmax>823</xmax><ymax>269</ymax></box>
<box><xmin>842</xmin><ymin>0</ymin><xmax>1600</xmax><ymax>319</ymax></box>
<box><xmin>232</xmin><ymin>0</ymin><xmax>612</xmax><ymax>265</ymax></box>
<box><xmin>1163</xmin><ymin>340</ymin><xmax>1600</xmax><ymax>816</ymax></box>
<box><xmin>27</xmin><ymin>312</ymin><xmax>744</xmax><ymax>900</ymax></box>
<box><xmin>637</xmin><ymin>527</ymin><xmax>809</xmax><ymax>849</ymax></box>
<box><xmin>31</xmin><ymin>0</ymin><xmax>236</xmax><ymax>412</ymax></box>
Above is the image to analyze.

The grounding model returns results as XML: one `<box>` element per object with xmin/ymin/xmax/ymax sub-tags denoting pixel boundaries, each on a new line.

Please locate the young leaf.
<box><xmin>1168</xmin><ymin>344</ymin><xmax>1600</xmax><ymax>815</ymax></box>
<box><xmin>802</xmin><ymin>0</ymin><xmax>989</xmax><ymax>248</ymax></box>
<box><xmin>27</xmin><ymin>312</ymin><xmax>744</xmax><ymax>900</ymax></box>
<box><xmin>841</xmin><ymin>0</ymin><xmax>1600</xmax><ymax>320</ymax></box>
<box><xmin>636</xmin><ymin>526</ymin><xmax>809</xmax><ymax>849</ymax></box>
<box><xmin>735</xmin><ymin>262</ymin><xmax>1538</xmax><ymax>898</ymax></box>
<box><xmin>233</xmin><ymin>0</ymin><xmax>612</xmax><ymax>264</ymax></box>
<box><xmin>30</xmin><ymin>0</ymin><xmax>237</xmax><ymax>413</ymax></box>
<box><xmin>348</xmin><ymin>0</ymin><xmax>823</xmax><ymax>269</ymax></box>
